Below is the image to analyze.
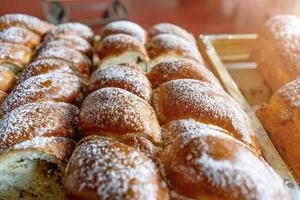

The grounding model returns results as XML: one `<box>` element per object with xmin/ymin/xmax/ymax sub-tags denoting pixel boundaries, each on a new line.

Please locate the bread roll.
<box><xmin>88</xmin><ymin>65</ymin><xmax>152</xmax><ymax>102</ymax></box>
<box><xmin>0</xmin><ymin>101</ymin><xmax>79</xmax><ymax>152</ymax></box>
<box><xmin>0</xmin><ymin>65</ymin><xmax>17</xmax><ymax>92</ymax></box>
<box><xmin>256</xmin><ymin>77</ymin><xmax>300</xmax><ymax>180</ymax></box>
<box><xmin>80</xmin><ymin>87</ymin><xmax>161</xmax><ymax>144</ymax></box>
<box><xmin>1</xmin><ymin>73</ymin><xmax>85</xmax><ymax>115</ymax></box>
<box><xmin>152</xmin><ymin>79</ymin><xmax>260</xmax><ymax>154</ymax></box>
<box><xmin>101</xmin><ymin>20</ymin><xmax>147</xmax><ymax>43</ymax></box>
<box><xmin>0</xmin><ymin>137</ymin><xmax>75</xmax><ymax>200</ymax></box>
<box><xmin>97</xmin><ymin>34</ymin><xmax>149</xmax><ymax>70</ymax></box>
<box><xmin>148</xmin><ymin>23</ymin><xmax>196</xmax><ymax>44</ymax></box>
<box><xmin>147</xmin><ymin>58</ymin><xmax>221</xmax><ymax>89</ymax></box>
<box><xmin>36</xmin><ymin>46</ymin><xmax>91</xmax><ymax>76</ymax></box>
<box><xmin>0</xmin><ymin>27</ymin><xmax>40</xmax><ymax>48</ymax></box>
<box><xmin>44</xmin><ymin>22</ymin><xmax>93</xmax><ymax>43</ymax></box>
<box><xmin>0</xmin><ymin>13</ymin><xmax>53</xmax><ymax>36</ymax></box>
<box><xmin>161</xmin><ymin>119</ymin><xmax>290</xmax><ymax>200</ymax></box>
<box><xmin>251</xmin><ymin>15</ymin><xmax>300</xmax><ymax>92</ymax></box>
<box><xmin>64</xmin><ymin>136</ymin><xmax>169</xmax><ymax>200</ymax></box>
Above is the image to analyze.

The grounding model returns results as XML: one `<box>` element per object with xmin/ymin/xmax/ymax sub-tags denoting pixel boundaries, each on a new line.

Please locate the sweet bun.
<box><xmin>44</xmin><ymin>22</ymin><xmax>94</xmax><ymax>43</ymax></box>
<box><xmin>0</xmin><ymin>13</ymin><xmax>53</xmax><ymax>35</ymax></box>
<box><xmin>117</xmin><ymin>62</ymin><xmax>145</xmax><ymax>73</ymax></box>
<box><xmin>152</xmin><ymin>79</ymin><xmax>260</xmax><ymax>154</ymax></box>
<box><xmin>88</xmin><ymin>65</ymin><xmax>152</xmax><ymax>102</ymax></box>
<box><xmin>0</xmin><ymin>65</ymin><xmax>17</xmax><ymax>92</ymax></box>
<box><xmin>0</xmin><ymin>101</ymin><xmax>79</xmax><ymax>152</ymax></box>
<box><xmin>97</xmin><ymin>33</ymin><xmax>149</xmax><ymax>70</ymax></box>
<box><xmin>147</xmin><ymin>58</ymin><xmax>221</xmax><ymax>88</ymax></box>
<box><xmin>251</xmin><ymin>15</ymin><xmax>300</xmax><ymax>92</ymax></box>
<box><xmin>0</xmin><ymin>136</ymin><xmax>76</xmax><ymax>200</ymax></box>
<box><xmin>161</xmin><ymin>119</ymin><xmax>290</xmax><ymax>200</ymax></box>
<box><xmin>36</xmin><ymin>46</ymin><xmax>91</xmax><ymax>75</ymax></box>
<box><xmin>1</xmin><ymin>73</ymin><xmax>85</xmax><ymax>115</ymax></box>
<box><xmin>101</xmin><ymin>20</ymin><xmax>147</xmax><ymax>43</ymax></box>
<box><xmin>256</xmin><ymin>77</ymin><xmax>300</xmax><ymax>180</ymax></box>
<box><xmin>80</xmin><ymin>87</ymin><xmax>161</xmax><ymax>144</ymax></box>
<box><xmin>0</xmin><ymin>26</ymin><xmax>40</xmax><ymax>48</ymax></box>
<box><xmin>64</xmin><ymin>136</ymin><xmax>170</xmax><ymax>200</ymax></box>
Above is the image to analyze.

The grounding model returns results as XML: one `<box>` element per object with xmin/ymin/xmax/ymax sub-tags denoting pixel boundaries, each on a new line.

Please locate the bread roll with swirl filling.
<box><xmin>101</xmin><ymin>20</ymin><xmax>147</xmax><ymax>43</ymax></box>
<box><xmin>1</xmin><ymin>73</ymin><xmax>85</xmax><ymax>115</ymax></box>
<box><xmin>80</xmin><ymin>87</ymin><xmax>161</xmax><ymax>144</ymax></box>
<box><xmin>0</xmin><ymin>13</ymin><xmax>53</xmax><ymax>36</ymax></box>
<box><xmin>147</xmin><ymin>58</ymin><xmax>221</xmax><ymax>89</ymax></box>
<box><xmin>64</xmin><ymin>136</ymin><xmax>170</xmax><ymax>200</ymax></box>
<box><xmin>152</xmin><ymin>79</ymin><xmax>260</xmax><ymax>155</ymax></box>
<box><xmin>256</xmin><ymin>77</ymin><xmax>300</xmax><ymax>180</ymax></box>
<box><xmin>88</xmin><ymin>65</ymin><xmax>152</xmax><ymax>102</ymax></box>
<box><xmin>0</xmin><ymin>101</ymin><xmax>79</xmax><ymax>153</ymax></box>
<box><xmin>0</xmin><ymin>137</ymin><xmax>75</xmax><ymax>200</ymax></box>
<box><xmin>160</xmin><ymin>119</ymin><xmax>290</xmax><ymax>200</ymax></box>
<box><xmin>97</xmin><ymin>34</ymin><xmax>149</xmax><ymax>71</ymax></box>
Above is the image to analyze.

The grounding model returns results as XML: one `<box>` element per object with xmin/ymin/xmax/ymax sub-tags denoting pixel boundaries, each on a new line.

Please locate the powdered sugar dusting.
<box><xmin>0</xmin><ymin>27</ymin><xmax>40</xmax><ymax>47</ymax></box>
<box><xmin>0</xmin><ymin>42</ymin><xmax>31</xmax><ymax>65</ymax></box>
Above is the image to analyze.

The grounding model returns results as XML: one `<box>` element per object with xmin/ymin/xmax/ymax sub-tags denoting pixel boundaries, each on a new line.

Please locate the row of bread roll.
<box><xmin>0</xmin><ymin>20</ymin><xmax>94</xmax><ymax>199</ymax></box>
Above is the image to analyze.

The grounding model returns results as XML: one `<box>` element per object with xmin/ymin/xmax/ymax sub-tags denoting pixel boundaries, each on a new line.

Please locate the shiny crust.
<box><xmin>36</xmin><ymin>46</ymin><xmax>91</xmax><ymax>75</ymax></box>
<box><xmin>0</xmin><ymin>42</ymin><xmax>32</xmax><ymax>69</ymax></box>
<box><xmin>97</xmin><ymin>33</ymin><xmax>148</xmax><ymax>59</ymax></box>
<box><xmin>152</xmin><ymin>79</ymin><xmax>260</xmax><ymax>154</ymax></box>
<box><xmin>147</xmin><ymin>58</ymin><xmax>222</xmax><ymax>88</ymax></box>
<box><xmin>101</xmin><ymin>20</ymin><xmax>147</xmax><ymax>43</ymax></box>
<box><xmin>65</xmin><ymin>136</ymin><xmax>170</xmax><ymax>200</ymax></box>
<box><xmin>0</xmin><ymin>102</ymin><xmax>79</xmax><ymax>153</ymax></box>
<box><xmin>80</xmin><ymin>87</ymin><xmax>161</xmax><ymax>144</ymax></box>
<box><xmin>146</xmin><ymin>34</ymin><xmax>203</xmax><ymax>63</ymax></box>
<box><xmin>161</xmin><ymin>119</ymin><xmax>290</xmax><ymax>200</ymax></box>
<box><xmin>44</xmin><ymin>22</ymin><xmax>94</xmax><ymax>43</ymax></box>
<box><xmin>251</xmin><ymin>15</ymin><xmax>300</xmax><ymax>92</ymax></box>
<box><xmin>0</xmin><ymin>65</ymin><xmax>17</xmax><ymax>92</ymax></box>
<box><xmin>0</xmin><ymin>27</ymin><xmax>41</xmax><ymax>48</ymax></box>
<box><xmin>256</xmin><ymin>77</ymin><xmax>300</xmax><ymax>180</ymax></box>
<box><xmin>1</xmin><ymin>73</ymin><xmax>86</xmax><ymax>115</ymax></box>
<box><xmin>0</xmin><ymin>13</ymin><xmax>53</xmax><ymax>36</ymax></box>
<box><xmin>88</xmin><ymin>65</ymin><xmax>152</xmax><ymax>102</ymax></box>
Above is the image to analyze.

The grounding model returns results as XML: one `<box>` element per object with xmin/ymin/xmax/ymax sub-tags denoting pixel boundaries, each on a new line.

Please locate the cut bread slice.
<box><xmin>0</xmin><ymin>137</ymin><xmax>75</xmax><ymax>200</ymax></box>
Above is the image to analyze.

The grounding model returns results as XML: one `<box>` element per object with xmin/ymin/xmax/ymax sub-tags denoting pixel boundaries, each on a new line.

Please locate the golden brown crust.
<box><xmin>152</xmin><ymin>79</ymin><xmax>260</xmax><ymax>154</ymax></box>
<box><xmin>0</xmin><ymin>90</ymin><xmax>7</xmax><ymax>106</ymax></box>
<box><xmin>88</xmin><ymin>65</ymin><xmax>152</xmax><ymax>102</ymax></box>
<box><xmin>161</xmin><ymin>119</ymin><xmax>290</xmax><ymax>200</ymax></box>
<box><xmin>1</xmin><ymin>73</ymin><xmax>86</xmax><ymax>115</ymax></box>
<box><xmin>147</xmin><ymin>58</ymin><xmax>222</xmax><ymax>88</ymax></box>
<box><xmin>0</xmin><ymin>65</ymin><xmax>17</xmax><ymax>92</ymax></box>
<box><xmin>0</xmin><ymin>27</ymin><xmax>41</xmax><ymax>48</ymax></box>
<box><xmin>80</xmin><ymin>87</ymin><xmax>161</xmax><ymax>144</ymax></box>
<box><xmin>117</xmin><ymin>63</ymin><xmax>145</xmax><ymax>74</ymax></box>
<box><xmin>0</xmin><ymin>101</ymin><xmax>79</xmax><ymax>153</ymax></box>
<box><xmin>65</xmin><ymin>136</ymin><xmax>170</xmax><ymax>200</ymax></box>
<box><xmin>0</xmin><ymin>14</ymin><xmax>53</xmax><ymax>36</ymax></box>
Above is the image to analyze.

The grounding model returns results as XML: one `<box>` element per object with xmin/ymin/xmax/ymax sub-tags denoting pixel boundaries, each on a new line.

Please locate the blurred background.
<box><xmin>0</xmin><ymin>0</ymin><xmax>299</xmax><ymax>34</ymax></box>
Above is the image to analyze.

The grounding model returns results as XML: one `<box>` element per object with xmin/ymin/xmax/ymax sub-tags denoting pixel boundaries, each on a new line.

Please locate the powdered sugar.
<box><xmin>0</xmin><ymin>42</ymin><xmax>31</xmax><ymax>66</ymax></box>
<box><xmin>0</xmin><ymin>27</ymin><xmax>40</xmax><ymax>47</ymax></box>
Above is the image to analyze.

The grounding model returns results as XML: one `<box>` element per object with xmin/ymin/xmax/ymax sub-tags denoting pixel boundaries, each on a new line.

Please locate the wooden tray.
<box><xmin>197</xmin><ymin>34</ymin><xmax>300</xmax><ymax>199</ymax></box>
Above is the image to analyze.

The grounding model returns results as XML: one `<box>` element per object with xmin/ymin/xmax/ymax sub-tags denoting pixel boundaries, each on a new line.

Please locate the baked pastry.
<box><xmin>44</xmin><ymin>22</ymin><xmax>94</xmax><ymax>43</ymax></box>
<box><xmin>36</xmin><ymin>46</ymin><xmax>91</xmax><ymax>76</ymax></box>
<box><xmin>0</xmin><ymin>13</ymin><xmax>53</xmax><ymax>36</ymax></box>
<box><xmin>101</xmin><ymin>20</ymin><xmax>147</xmax><ymax>43</ymax></box>
<box><xmin>97</xmin><ymin>33</ymin><xmax>149</xmax><ymax>70</ymax></box>
<box><xmin>1</xmin><ymin>73</ymin><xmax>85</xmax><ymax>115</ymax></box>
<box><xmin>147</xmin><ymin>34</ymin><xmax>203</xmax><ymax>68</ymax></box>
<box><xmin>0</xmin><ymin>26</ymin><xmax>40</xmax><ymax>48</ymax></box>
<box><xmin>0</xmin><ymin>90</ymin><xmax>7</xmax><ymax>105</ymax></box>
<box><xmin>152</xmin><ymin>79</ymin><xmax>260</xmax><ymax>154</ymax></box>
<box><xmin>160</xmin><ymin>119</ymin><xmax>290</xmax><ymax>200</ymax></box>
<box><xmin>88</xmin><ymin>65</ymin><xmax>152</xmax><ymax>102</ymax></box>
<box><xmin>0</xmin><ymin>136</ymin><xmax>75</xmax><ymax>200</ymax></box>
<box><xmin>0</xmin><ymin>101</ymin><xmax>79</xmax><ymax>152</ymax></box>
<box><xmin>0</xmin><ymin>65</ymin><xmax>17</xmax><ymax>92</ymax></box>
<box><xmin>256</xmin><ymin>77</ymin><xmax>300</xmax><ymax>180</ymax></box>
<box><xmin>64</xmin><ymin>136</ymin><xmax>170</xmax><ymax>200</ymax></box>
<box><xmin>148</xmin><ymin>23</ymin><xmax>196</xmax><ymax>44</ymax></box>
<box><xmin>0</xmin><ymin>42</ymin><xmax>32</xmax><ymax>69</ymax></box>
<box><xmin>80</xmin><ymin>87</ymin><xmax>161</xmax><ymax>144</ymax></box>
<box><xmin>251</xmin><ymin>15</ymin><xmax>300</xmax><ymax>92</ymax></box>
<box><xmin>147</xmin><ymin>58</ymin><xmax>221</xmax><ymax>88</ymax></box>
